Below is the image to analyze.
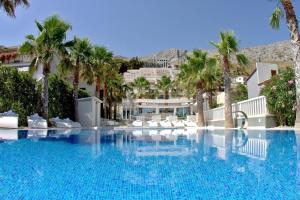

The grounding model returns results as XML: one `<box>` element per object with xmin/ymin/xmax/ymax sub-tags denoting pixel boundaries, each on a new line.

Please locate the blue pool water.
<box><xmin>0</xmin><ymin>128</ymin><xmax>299</xmax><ymax>199</ymax></box>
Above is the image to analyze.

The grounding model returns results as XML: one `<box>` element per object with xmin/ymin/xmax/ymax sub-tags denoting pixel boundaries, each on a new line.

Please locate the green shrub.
<box><xmin>0</xmin><ymin>67</ymin><xmax>39</xmax><ymax>126</ymax></box>
<box><xmin>46</xmin><ymin>74</ymin><xmax>91</xmax><ymax>121</ymax></box>
<box><xmin>0</xmin><ymin>67</ymin><xmax>90</xmax><ymax>126</ymax></box>
<box><xmin>261</xmin><ymin>67</ymin><xmax>296</xmax><ymax>126</ymax></box>
<box><xmin>48</xmin><ymin>75</ymin><xmax>75</xmax><ymax>120</ymax></box>
<box><xmin>232</xmin><ymin>83</ymin><xmax>248</xmax><ymax>103</ymax></box>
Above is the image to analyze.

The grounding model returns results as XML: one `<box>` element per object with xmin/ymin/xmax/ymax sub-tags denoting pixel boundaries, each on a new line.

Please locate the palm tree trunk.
<box><xmin>73</xmin><ymin>67</ymin><xmax>80</xmax><ymax>121</ymax></box>
<box><xmin>208</xmin><ymin>90</ymin><xmax>214</xmax><ymax>109</ymax></box>
<box><xmin>223</xmin><ymin>56</ymin><xmax>234</xmax><ymax>128</ymax></box>
<box><xmin>108</xmin><ymin>99</ymin><xmax>112</xmax><ymax>119</ymax></box>
<box><xmin>281</xmin><ymin>0</ymin><xmax>300</xmax><ymax>128</ymax></box>
<box><xmin>164</xmin><ymin>90</ymin><xmax>169</xmax><ymax>113</ymax></box>
<box><xmin>196</xmin><ymin>88</ymin><xmax>205</xmax><ymax>127</ymax></box>
<box><xmin>96</xmin><ymin>76</ymin><xmax>101</xmax><ymax>99</ymax></box>
<box><xmin>114</xmin><ymin>103</ymin><xmax>117</xmax><ymax>120</ymax></box>
<box><xmin>41</xmin><ymin>65</ymin><xmax>49</xmax><ymax>121</ymax></box>
<box><xmin>103</xmin><ymin>82</ymin><xmax>108</xmax><ymax>118</ymax></box>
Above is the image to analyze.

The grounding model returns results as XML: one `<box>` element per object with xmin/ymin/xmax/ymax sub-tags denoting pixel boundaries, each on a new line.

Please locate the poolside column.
<box><xmin>174</xmin><ymin>107</ymin><xmax>177</xmax><ymax>115</ymax></box>
<box><xmin>156</xmin><ymin>106</ymin><xmax>159</xmax><ymax>114</ymax></box>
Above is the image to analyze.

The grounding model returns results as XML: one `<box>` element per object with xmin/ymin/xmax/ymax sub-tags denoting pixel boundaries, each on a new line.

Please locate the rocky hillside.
<box><xmin>139</xmin><ymin>40</ymin><xmax>294</xmax><ymax>70</ymax></box>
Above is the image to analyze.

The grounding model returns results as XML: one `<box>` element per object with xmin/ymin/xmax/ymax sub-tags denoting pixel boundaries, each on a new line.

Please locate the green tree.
<box><xmin>92</xmin><ymin>46</ymin><xmax>113</xmax><ymax>99</ymax></box>
<box><xmin>118</xmin><ymin>57</ymin><xmax>144</xmax><ymax>74</ymax></box>
<box><xmin>59</xmin><ymin>37</ymin><xmax>94</xmax><ymax>121</ymax></box>
<box><xmin>211</xmin><ymin>32</ymin><xmax>248</xmax><ymax>128</ymax></box>
<box><xmin>19</xmin><ymin>15</ymin><xmax>72</xmax><ymax>120</ymax></box>
<box><xmin>107</xmin><ymin>74</ymin><xmax>125</xmax><ymax>120</ymax></box>
<box><xmin>232</xmin><ymin>83</ymin><xmax>248</xmax><ymax>103</ymax></box>
<box><xmin>156</xmin><ymin>75</ymin><xmax>173</xmax><ymax>100</ymax></box>
<box><xmin>178</xmin><ymin>50</ymin><xmax>218</xmax><ymax>126</ymax></box>
<box><xmin>132</xmin><ymin>77</ymin><xmax>150</xmax><ymax>99</ymax></box>
<box><xmin>269</xmin><ymin>0</ymin><xmax>300</xmax><ymax>127</ymax></box>
<box><xmin>102</xmin><ymin>59</ymin><xmax>121</xmax><ymax>118</ymax></box>
<box><xmin>0</xmin><ymin>67</ymin><xmax>38</xmax><ymax>126</ymax></box>
<box><xmin>0</xmin><ymin>0</ymin><xmax>29</xmax><ymax>17</ymax></box>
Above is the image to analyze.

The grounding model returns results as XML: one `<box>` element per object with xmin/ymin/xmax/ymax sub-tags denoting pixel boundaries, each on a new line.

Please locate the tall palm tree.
<box><xmin>19</xmin><ymin>15</ymin><xmax>71</xmax><ymax>120</ymax></box>
<box><xmin>102</xmin><ymin>59</ymin><xmax>120</xmax><ymax>119</ymax></box>
<box><xmin>1</xmin><ymin>0</ymin><xmax>29</xmax><ymax>17</ymax></box>
<box><xmin>211</xmin><ymin>32</ymin><xmax>248</xmax><ymax>128</ymax></box>
<box><xmin>204</xmin><ymin>62</ymin><xmax>222</xmax><ymax>109</ymax></box>
<box><xmin>132</xmin><ymin>77</ymin><xmax>150</xmax><ymax>99</ymax></box>
<box><xmin>156</xmin><ymin>75</ymin><xmax>173</xmax><ymax>100</ymax></box>
<box><xmin>92</xmin><ymin>46</ymin><xmax>113</xmax><ymax>99</ymax></box>
<box><xmin>108</xmin><ymin>74</ymin><xmax>124</xmax><ymax>120</ymax></box>
<box><xmin>178</xmin><ymin>50</ymin><xmax>217</xmax><ymax>126</ymax></box>
<box><xmin>177</xmin><ymin>64</ymin><xmax>196</xmax><ymax>99</ymax></box>
<box><xmin>270</xmin><ymin>0</ymin><xmax>300</xmax><ymax>127</ymax></box>
<box><xmin>59</xmin><ymin>37</ymin><xmax>94</xmax><ymax>121</ymax></box>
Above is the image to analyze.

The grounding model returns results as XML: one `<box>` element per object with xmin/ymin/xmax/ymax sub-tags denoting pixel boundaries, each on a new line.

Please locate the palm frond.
<box><xmin>236</xmin><ymin>53</ymin><xmax>249</xmax><ymax>66</ymax></box>
<box><xmin>270</xmin><ymin>6</ymin><xmax>283</xmax><ymax>30</ymax></box>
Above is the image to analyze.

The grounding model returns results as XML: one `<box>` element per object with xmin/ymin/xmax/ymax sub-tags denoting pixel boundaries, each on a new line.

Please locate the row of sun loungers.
<box><xmin>0</xmin><ymin>110</ymin><xmax>82</xmax><ymax>129</ymax></box>
<box><xmin>132</xmin><ymin>119</ymin><xmax>197</xmax><ymax>128</ymax></box>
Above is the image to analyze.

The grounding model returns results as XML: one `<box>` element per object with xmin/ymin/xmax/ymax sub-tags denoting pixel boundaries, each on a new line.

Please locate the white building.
<box><xmin>123</xmin><ymin>67</ymin><xmax>179</xmax><ymax>84</ymax></box>
<box><xmin>247</xmin><ymin>63</ymin><xmax>278</xmax><ymax>99</ymax></box>
<box><xmin>231</xmin><ymin>76</ymin><xmax>247</xmax><ymax>85</ymax></box>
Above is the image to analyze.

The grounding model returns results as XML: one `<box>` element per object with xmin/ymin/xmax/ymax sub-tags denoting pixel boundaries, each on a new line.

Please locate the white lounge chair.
<box><xmin>159</xmin><ymin>120</ymin><xmax>172</xmax><ymax>128</ymax></box>
<box><xmin>53</xmin><ymin>118</ymin><xmax>82</xmax><ymax>128</ymax></box>
<box><xmin>50</xmin><ymin>117</ymin><xmax>61</xmax><ymax>127</ymax></box>
<box><xmin>0</xmin><ymin>110</ymin><xmax>18</xmax><ymax>128</ymax></box>
<box><xmin>27</xmin><ymin>114</ymin><xmax>48</xmax><ymax>129</ymax></box>
<box><xmin>172</xmin><ymin>120</ymin><xmax>185</xmax><ymax>128</ymax></box>
<box><xmin>147</xmin><ymin>120</ymin><xmax>158</xmax><ymax>127</ymax></box>
<box><xmin>183</xmin><ymin>120</ymin><xmax>197</xmax><ymax>127</ymax></box>
<box><xmin>132</xmin><ymin>120</ymin><xmax>143</xmax><ymax>127</ymax></box>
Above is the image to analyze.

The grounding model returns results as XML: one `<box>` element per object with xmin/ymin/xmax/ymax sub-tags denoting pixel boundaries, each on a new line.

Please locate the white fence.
<box><xmin>204</xmin><ymin>96</ymin><xmax>269</xmax><ymax>121</ymax></box>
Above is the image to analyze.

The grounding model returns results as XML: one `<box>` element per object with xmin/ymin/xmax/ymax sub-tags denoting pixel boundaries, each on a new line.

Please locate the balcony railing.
<box><xmin>204</xmin><ymin>96</ymin><xmax>269</xmax><ymax>121</ymax></box>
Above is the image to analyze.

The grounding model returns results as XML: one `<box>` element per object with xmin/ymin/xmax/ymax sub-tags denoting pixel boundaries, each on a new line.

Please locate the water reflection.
<box><xmin>0</xmin><ymin>128</ymin><xmax>299</xmax><ymax>198</ymax></box>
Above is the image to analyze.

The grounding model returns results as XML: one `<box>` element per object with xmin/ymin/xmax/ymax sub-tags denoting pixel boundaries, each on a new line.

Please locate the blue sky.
<box><xmin>1</xmin><ymin>0</ymin><xmax>299</xmax><ymax>57</ymax></box>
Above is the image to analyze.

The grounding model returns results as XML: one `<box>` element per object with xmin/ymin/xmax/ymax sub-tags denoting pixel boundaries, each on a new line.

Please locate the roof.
<box><xmin>246</xmin><ymin>68</ymin><xmax>257</xmax><ymax>82</ymax></box>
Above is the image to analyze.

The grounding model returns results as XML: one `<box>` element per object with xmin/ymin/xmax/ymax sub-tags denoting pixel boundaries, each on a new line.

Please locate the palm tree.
<box><xmin>108</xmin><ymin>74</ymin><xmax>125</xmax><ymax>120</ymax></box>
<box><xmin>1</xmin><ymin>0</ymin><xmax>29</xmax><ymax>17</ymax></box>
<box><xmin>178</xmin><ymin>50</ymin><xmax>217</xmax><ymax>126</ymax></box>
<box><xmin>211</xmin><ymin>32</ymin><xmax>248</xmax><ymax>128</ymax></box>
<box><xmin>177</xmin><ymin>64</ymin><xmax>196</xmax><ymax>100</ymax></box>
<box><xmin>269</xmin><ymin>0</ymin><xmax>300</xmax><ymax>127</ymax></box>
<box><xmin>102</xmin><ymin>59</ymin><xmax>120</xmax><ymax>119</ymax></box>
<box><xmin>132</xmin><ymin>77</ymin><xmax>150</xmax><ymax>99</ymax></box>
<box><xmin>19</xmin><ymin>15</ymin><xmax>71</xmax><ymax>120</ymax></box>
<box><xmin>59</xmin><ymin>37</ymin><xmax>94</xmax><ymax>121</ymax></box>
<box><xmin>156</xmin><ymin>75</ymin><xmax>173</xmax><ymax>100</ymax></box>
<box><xmin>92</xmin><ymin>46</ymin><xmax>113</xmax><ymax>99</ymax></box>
<box><xmin>204</xmin><ymin>62</ymin><xmax>222</xmax><ymax>109</ymax></box>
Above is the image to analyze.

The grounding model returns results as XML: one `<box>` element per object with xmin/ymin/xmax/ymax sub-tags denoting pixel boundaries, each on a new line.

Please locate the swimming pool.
<box><xmin>0</xmin><ymin>128</ymin><xmax>299</xmax><ymax>199</ymax></box>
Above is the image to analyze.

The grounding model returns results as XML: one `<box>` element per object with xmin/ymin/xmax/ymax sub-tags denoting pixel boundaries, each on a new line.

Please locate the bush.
<box><xmin>261</xmin><ymin>67</ymin><xmax>296</xmax><ymax>126</ymax></box>
<box><xmin>44</xmin><ymin>74</ymin><xmax>91</xmax><ymax>121</ymax></box>
<box><xmin>232</xmin><ymin>83</ymin><xmax>248</xmax><ymax>103</ymax></box>
<box><xmin>48</xmin><ymin>75</ymin><xmax>75</xmax><ymax>120</ymax></box>
<box><xmin>0</xmin><ymin>67</ymin><xmax>90</xmax><ymax>126</ymax></box>
<box><xmin>0</xmin><ymin>67</ymin><xmax>39</xmax><ymax>126</ymax></box>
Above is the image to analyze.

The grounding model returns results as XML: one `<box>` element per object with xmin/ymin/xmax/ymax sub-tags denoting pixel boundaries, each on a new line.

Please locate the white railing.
<box><xmin>205</xmin><ymin>96</ymin><xmax>269</xmax><ymax>121</ymax></box>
